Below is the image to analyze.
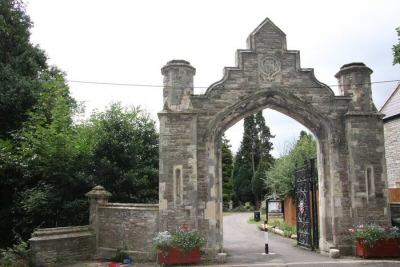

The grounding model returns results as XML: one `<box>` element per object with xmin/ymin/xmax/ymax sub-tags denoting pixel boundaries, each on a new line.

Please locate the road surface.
<box><xmin>222</xmin><ymin>212</ymin><xmax>400</xmax><ymax>267</ymax></box>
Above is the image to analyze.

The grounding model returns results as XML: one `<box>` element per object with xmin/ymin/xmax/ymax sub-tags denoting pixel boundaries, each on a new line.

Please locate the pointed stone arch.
<box><xmin>158</xmin><ymin>18</ymin><xmax>388</xmax><ymax>256</ymax></box>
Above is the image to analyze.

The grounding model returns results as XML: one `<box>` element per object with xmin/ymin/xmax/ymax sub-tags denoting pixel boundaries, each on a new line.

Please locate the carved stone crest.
<box><xmin>259</xmin><ymin>55</ymin><xmax>281</xmax><ymax>81</ymax></box>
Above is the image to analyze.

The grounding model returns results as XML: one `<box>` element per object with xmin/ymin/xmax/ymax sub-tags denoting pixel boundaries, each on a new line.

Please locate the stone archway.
<box><xmin>158</xmin><ymin>18</ymin><xmax>388</xmax><ymax>256</ymax></box>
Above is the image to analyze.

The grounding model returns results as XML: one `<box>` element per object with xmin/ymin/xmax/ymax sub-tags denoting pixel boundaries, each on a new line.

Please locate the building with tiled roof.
<box><xmin>381</xmin><ymin>83</ymin><xmax>400</xmax><ymax>188</ymax></box>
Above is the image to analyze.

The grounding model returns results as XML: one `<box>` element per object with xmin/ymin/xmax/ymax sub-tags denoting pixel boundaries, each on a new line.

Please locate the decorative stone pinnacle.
<box><xmin>85</xmin><ymin>185</ymin><xmax>112</xmax><ymax>200</ymax></box>
<box><xmin>161</xmin><ymin>59</ymin><xmax>196</xmax><ymax>75</ymax></box>
<box><xmin>335</xmin><ymin>62</ymin><xmax>372</xmax><ymax>78</ymax></box>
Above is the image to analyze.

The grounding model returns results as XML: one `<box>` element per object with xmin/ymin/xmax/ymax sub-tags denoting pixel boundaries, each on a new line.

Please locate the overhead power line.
<box><xmin>67</xmin><ymin>79</ymin><xmax>400</xmax><ymax>89</ymax></box>
<box><xmin>67</xmin><ymin>80</ymin><xmax>167</xmax><ymax>88</ymax></box>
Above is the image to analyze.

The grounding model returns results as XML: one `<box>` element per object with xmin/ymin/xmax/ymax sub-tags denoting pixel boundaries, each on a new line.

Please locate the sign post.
<box><xmin>264</xmin><ymin>220</ymin><xmax>269</xmax><ymax>254</ymax></box>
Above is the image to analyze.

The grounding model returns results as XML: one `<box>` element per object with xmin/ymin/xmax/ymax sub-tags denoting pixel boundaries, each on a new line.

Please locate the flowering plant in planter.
<box><xmin>348</xmin><ymin>223</ymin><xmax>400</xmax><ymax>248</ymax></box>
<box><xmin>153</xmin><ymin>226</ymin><xmax>207</xmax><ymax>258</ymax></box>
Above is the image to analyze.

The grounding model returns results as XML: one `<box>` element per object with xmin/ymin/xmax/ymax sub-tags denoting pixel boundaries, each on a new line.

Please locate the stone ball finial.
<box><xmin>85</xmin><ymin>185</ymin><xmax>112</xmax><ymax>199</ymax></box>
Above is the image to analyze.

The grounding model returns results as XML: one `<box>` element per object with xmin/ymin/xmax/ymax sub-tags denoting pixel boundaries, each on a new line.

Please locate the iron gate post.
<box><xmin>310</xmin><ymin>158</ymin><xmax>319</xmax><ymax>249</ymax></box>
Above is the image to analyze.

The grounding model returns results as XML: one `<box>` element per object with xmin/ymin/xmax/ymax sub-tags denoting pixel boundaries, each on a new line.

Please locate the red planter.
<box><xmin>356</xmin><ymin>238</ymin><xmax>400</xmax><ymax>258</ymax></box>
<box><xmin>157</xmin><ymin>246</ymin><xmax>201</xmax><ymax>265</ymax></box>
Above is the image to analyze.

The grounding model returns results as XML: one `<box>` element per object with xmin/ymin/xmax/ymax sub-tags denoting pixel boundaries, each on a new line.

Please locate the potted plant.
<box><xmin>153</xmin><ymin>226</ymin><xmax>207</xmax><ymax>265</ymax></box>
<box><xmin>349</xmin><ymin>223</ymin><xmax>400</xmax><ymax>258</ymax></box>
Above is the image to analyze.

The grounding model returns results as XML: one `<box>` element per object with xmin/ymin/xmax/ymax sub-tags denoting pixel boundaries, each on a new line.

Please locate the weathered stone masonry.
<box><xmin>384</xmin><ymin>119</ymin><xmax>400</xmax><ymax>187</ymax></box>
<box><xmin>381</xmin><ymin>83</ymin><xmax>400</xmax><ymax>188</ymax></box>
<box><xmin>158</xmin><ymin>18</ymin><xmax>389</xmax><ymax>256</ymax></box>
<box><xmin>29</xmin><ymin>186</ymin><xmax>158</xmax><ymax>266</ymax></box>
<box><xmin>29</xmin><ymin>226</ymin><xmax>95</xmax><ymax>267</ymax></box>
<box><xmin>87</xmin><ymin>186</ymin><xmax>159</xmax><ymax>260</ymax></box>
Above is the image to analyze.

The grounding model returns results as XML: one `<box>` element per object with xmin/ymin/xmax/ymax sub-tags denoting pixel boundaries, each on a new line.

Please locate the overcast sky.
<box><xmin>25</xmin><ymin>0</ymin><xmax>400</xmax><ymax>157</ymax></box>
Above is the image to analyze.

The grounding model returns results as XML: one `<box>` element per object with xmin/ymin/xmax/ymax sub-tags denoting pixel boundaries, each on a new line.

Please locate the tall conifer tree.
<box><xmin>233</xmin><ymin>111</ymin><xmax>274</xmax><ymax>207</ymax></box>
<box><xmin>221</xmin><ymin>135</ymin><xmax>234</xmax><ymax>207</ymax></box>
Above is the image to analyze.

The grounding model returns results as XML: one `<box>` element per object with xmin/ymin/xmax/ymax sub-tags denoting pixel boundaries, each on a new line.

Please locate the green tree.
<box><xmin>254</xmin><ymin>112</ymin><xmax>274</xmax><ymax>165</ymax></box>
<box><xmin>251</xmin><ymin>112</ymin><xmax>274</xmax><ymax>209</ymax></box>
<box><xmin>0</xmin><ymin>1</ymin><xmax>51</xmax><ymax>243</ymax></box>
<box><xmin>76</xmin><ymin>103</ymin><xmax>159</xmax><ymax>203</ymax></box>
<box><xmin>0</xmin><ymin>68</ymin><xmax>82</xmax><ymax>244</ymax></box>
<box><xmin>0</xmin><ymin>0</ymin><xmax>84</xmax><ymax>246</ymax></box>
<box><xmin>233</xmin><ymin>114</ymin><xmax>256</xmax><ymax>204</ymax></box>
<box><xmin>221</xmin><ymin>135</ymin><xmax>234</xmax><ymax>207</ymax></box>
<box><xmin>233</xmin><ymin>111</ymin><xmax>274</xmax><ymax>207</ymax></box>
<box><xmin>234</xmin><ymin>165</ymin><xmax>254</xmax><ymax>203</ymax></box>
<box><xmin>265</xmin><ymin>131</ymin><xmax>317</xmax><ymax>199</ymax></box>
<box><xmin>393</xmin><ymin>27</ymin><xmax>400</xmax><ymax>65</ymax></box>
<box><xmin>251</xmin><ymin>159</ymin><xmax>271</xmax><ymax>209</ymax></box>
<box><xmin>0</xmin><ymin>0</ymin><xmax>48</xmax><ymax>139</ymax></box>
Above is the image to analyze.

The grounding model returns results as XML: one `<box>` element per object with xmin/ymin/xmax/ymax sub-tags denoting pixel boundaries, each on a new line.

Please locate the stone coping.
<box><xmin>100</xmin><ymin>203</ymin><xmax>159</xmax><ymax>211</ymax></box>
<box><xmin>29</xmin><ymin>225</ymin><xmax>94</xmax><ymax>241</ymax></box>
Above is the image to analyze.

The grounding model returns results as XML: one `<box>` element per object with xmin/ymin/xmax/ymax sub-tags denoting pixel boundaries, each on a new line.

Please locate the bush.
<box><xmin>349</xmin><ymin>223</ymin><xmax>400</xmax><ymax>248</ymax></box>
<box><xmin>260</xmin><ymin>206</ymin><xmax>266</xmax><ymax>214</ymax></box>
<box><xmin>0</xmin><ymin>236</ymin><xmax>29</xmax><ymax>267</ymax></box>
<box><xmin>152</xmin><ymin>226</ymin><xmax>207</xmax><ymax>257</ymax></box>
<box><xmin>269</xmin><ymin>219</ymin><xmax>296</xmax><ymax>236</ymax></box>
<box><xmin>248</xmin><ymin>215</ymin><xmax>266</xmax><ymax>224</ymax></box>
<box><xmin>232</xmin><ymin>205</ymin><xmax>247</xmax><ymax>212</ymax></box>
<box><xmin>392</xmin><ymin>218</ymin><xmax>400</xmax><ymax>228</ymax></box>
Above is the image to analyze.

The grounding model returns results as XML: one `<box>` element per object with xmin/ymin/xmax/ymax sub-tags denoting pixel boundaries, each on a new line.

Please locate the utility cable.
<box><xmin>66</xmin><ymin>79</ymin><xmax>400</xmax><ymax>90</ymax></box>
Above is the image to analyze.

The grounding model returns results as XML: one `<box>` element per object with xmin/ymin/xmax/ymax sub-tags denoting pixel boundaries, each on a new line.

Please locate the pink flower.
<box><xmin>358</xmin><ymin>224</ymin><xmax>364</xmax><ymax>229</ymax></box>
<box><xmin>349</xmin><ymin>228</ymin><xmax>355</xmax><ymax>233</ymax></box>
<box><xmin>383</xmin><ymin>225</ymin><xmax>388</xmax><ymax>230</ymax></box>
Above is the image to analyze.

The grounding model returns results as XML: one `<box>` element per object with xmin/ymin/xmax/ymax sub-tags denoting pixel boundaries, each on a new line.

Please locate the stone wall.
<box><xmin>97</xmin><ymin>203</ymin><xmax>159</xmax><ymax>260</ymax></box>
<box><xmin>384</xmin><ymin>118</ymin><xmax>400</xmax><ymax>188</ymax></box>
<box><xmin>29</xmin><ymin>226</ymin><xmax>95</xmax><ymax>267</ymax></box>
<box><xmin>29</xmin><ymin>186</ymin><xmax>159</xmax><ymax>266</ymax></box>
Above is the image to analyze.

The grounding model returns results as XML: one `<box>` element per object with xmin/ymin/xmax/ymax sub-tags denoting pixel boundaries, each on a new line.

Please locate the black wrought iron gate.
<box><xmin>295</xmin><ymin>158</ymin><xmax>319</xmax><ymax>250</ymax></box>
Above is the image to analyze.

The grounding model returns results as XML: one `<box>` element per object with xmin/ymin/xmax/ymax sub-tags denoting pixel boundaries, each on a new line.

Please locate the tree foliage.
<box><xmin>393</xmin><ymin>27</ymin><xmax>400</xmax><ymax>65</ymax></box>
<box><xmin>233</xmin><ymin>111</ymin><xmax>274</xmax><ymax>206</ymax></box>
<box><xmin>76</xmin><ymin>103</ymin><xmax>159</xmax><ymax>203</ymax></box>
<box><xmin>0</xmin><ymin>68</ymin><xmax>82</xmax><ymax>244</ymax></box>
<box><xmin>0</xmin><ymin>1</ymin><xmax>83</xmax><ymax>246</ymax></box>
<box><xmin>0</xmin><ymin>0</ymin><xmax>48</xmax><ymax>139</ymax></box>
<box><xmin>251</xmin><ymin>159</ymin><xmax>270</xmax><ymax>197</ymax></box>
<box><xmin>0</xmin><ymin>99</ymin><xmax>160</xmax><ymax>247</ymax></box>
<box><xmin>221</xmin><ymin>135</ymin><xmax>234</xmax><ymax>205</ymax></box>
<box><xmin>265</xmin><ymin>131</ymin><xmax>317</xmax><ymax>199</ymax></box>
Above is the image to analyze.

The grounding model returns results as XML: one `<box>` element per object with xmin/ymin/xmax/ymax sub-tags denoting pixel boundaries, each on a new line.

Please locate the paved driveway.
<box><xmin>222</xmin><ymin>212</ymin><xmax>400</xmax><ymax>267</ymax></box>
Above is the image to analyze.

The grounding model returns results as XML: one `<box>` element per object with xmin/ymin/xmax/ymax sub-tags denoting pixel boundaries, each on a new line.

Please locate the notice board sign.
<box><xmin>268</xmin><ymin>199</ymin><xmax>282</xmax><ymax>213</ymax></box>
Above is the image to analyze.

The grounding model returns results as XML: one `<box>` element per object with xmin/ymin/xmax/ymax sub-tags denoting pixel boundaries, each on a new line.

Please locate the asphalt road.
<box><xmin>222</xmin><ymin>212</ymin><xmax>400</xmax><ymax>267</ymax></box>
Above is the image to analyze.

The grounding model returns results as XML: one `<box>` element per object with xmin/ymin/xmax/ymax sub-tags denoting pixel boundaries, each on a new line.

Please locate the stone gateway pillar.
<box><xmin>158</xmin><ymin>60</ymin><xmax>200</xmax><ymax>232</ymax></box>
<box><xmin>158</xmin><ymin>18</ymin><xmax>389</xmax><ymax>256</ymax></box>
<box><xmin>334</xmin><ymin>63</ymin><xmax>388</xmax><ymax>253</ymax></box>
